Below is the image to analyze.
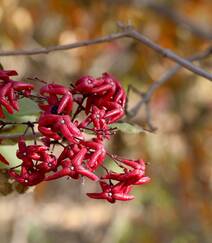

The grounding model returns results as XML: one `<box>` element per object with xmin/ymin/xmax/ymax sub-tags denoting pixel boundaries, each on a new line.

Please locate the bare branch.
<box><xmin>127</xmin><ymin>29</ymin><xmax>212</xmax><ymax>81</ymax></box>
<box><xmin>146</xmin><ymin>3</ymin><xmax>212</xmax><ymax>40</ymax></box>
<box><xmin>0</xmin><ymin>32</ymin><xmax>128</xmax><ymax>56</ymax></box>
<box><xmin>125</xmin><ymin>85</ymin><xmax>156</xmax><ymax>131</ymax></box>
<box><xmin>0</xmin><ymin>26</ymin><xmax>211</xmax><ymax>81</ymax></box>
<box><xmin>0</xmin><ymin>132</ymin><xmax>41</xmax><ymax>140</ymax></box>
<box><xmin>144</xmin><ymin>101</ymin><xmax>156</xmax><ymax>132</ymax></box>
<box><xmin>128</xmin><ymin>46</ymin><xmax>212</xmax><ymax>118</ymax></box>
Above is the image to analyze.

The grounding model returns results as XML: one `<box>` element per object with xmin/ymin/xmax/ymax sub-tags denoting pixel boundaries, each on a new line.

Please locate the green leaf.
<box><xmin>110</xmin><ymin>122</ymin><xmax>146</xmax><ymax>134</ymax></box>
<box><xmin>1</xmin><ymin>98</ymin><xmax>40</xmax><ymax>126</ymax></box>
<box><xmin>0</xmin><ymin>124</ymin><xmax>26</xmax><ymax>145</ymax></box>
<box><xmin>2</xmin><ymin>98</ymin><xmax>40</xmax><ymax>122</ymax></box>
<box><xmin>0</xmin><ymin>153</ymin><xmax>10</xmax><ymax>165</ymax></box>
<box><xmin>0</xmin><ymin>143</ymin><xmax>21</xmax><ymax>169</ymax></box>
<box><xmin>9</xmin><ymin>98</ymin><xmax>40</xmax><ymax>117</ymax></box>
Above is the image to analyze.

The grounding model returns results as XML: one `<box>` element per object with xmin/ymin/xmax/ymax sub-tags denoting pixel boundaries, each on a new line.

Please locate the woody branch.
<box><xmin>0</xmin><ymin>25</ymin><xmax>211</xmax><ymax>81</ymax></box>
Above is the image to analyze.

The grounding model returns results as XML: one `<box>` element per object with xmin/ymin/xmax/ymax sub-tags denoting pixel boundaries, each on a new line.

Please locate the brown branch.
<box><xmin>0</xmin><ymin>132</ymin><xmax>41</xmax><ymax>140</ymax></box>
<box><xmin>128</xmin><ymin>46</ymin><xmax>212</xmax><ymax>118</ymax></box>
<box><xmin>125</xmin><ymin>85</ymin><xmax>156</xmax><ymax>131</ymax></box>
<box><xmin>144</xmin><ymin>101</ymin><xmax>156</xmax><ymax>132</ymax></box>
<box><xmin>145</xmin><ymin>2</ymin><xmax>212</xmax><ymax>40</ymax></box>
<box><xmin>0</xmin><ymin>32</ymin><xmax>127</xmax><ymax>56</ymax></box>
<box><xmin>126</xmin><ymin>29</ymin><xmax>212</xmax><ymax>81</ymax></box>
<box><xmin>0</xmin><ymin>25</ymin><xmax>211</xmax><ymax>81</ymax></box>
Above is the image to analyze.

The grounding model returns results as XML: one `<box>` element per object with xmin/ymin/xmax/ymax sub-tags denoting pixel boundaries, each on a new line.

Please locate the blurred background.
<box><xmin>0</xmin><ymin>0</ymin><xmax>211</xmax><ymax>242</ymax></box>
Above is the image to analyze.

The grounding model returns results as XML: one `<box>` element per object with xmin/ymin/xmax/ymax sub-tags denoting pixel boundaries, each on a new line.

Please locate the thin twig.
<box><xmin>0</xmin><ymin>25</ymin><xmax>211</xmax><ymax>81</ymax></box>
<box><xmin>145</xmin><ymin>2</ymin><xmax>212</xmax><ymax>40</ymax></box>
<box><xmin>127</xmin><ymin>29</ymin><xmax>212</xmax><ymax>81</ymax></box>
<box><xmin>144</xmin><ymin>101</ymin><xmax>156</xmax><ymax>131</ymax></box>
<box><xmin>0</xmin><ymin>32</ymin><xmax>127</xmax><ymax>56</ymax></box>
<box><xmin>125</xmin><ymin>85</ymin><xmax>156</xmax><ymax>131</ymax></box>
<box><xmin>128</xmin><ymin>46</ymin><xmax>212</xmax><ymax>117</ymax></box>
<box><xmin>0</xmin><ymin>131</ymin><xmax>41</xmax><ymax>140</ymax></box>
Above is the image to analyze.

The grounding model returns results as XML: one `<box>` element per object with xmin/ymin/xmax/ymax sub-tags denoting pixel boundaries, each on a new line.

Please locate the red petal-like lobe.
<box><xmin>134</xmin><ymin>176</ymin><xmax>151</xmax><ymax>185</ymax></box>
<box><xmin>113</xmin><ymin>193</ymin><xmax>134</xmax><ymax>201</ymax></box>
<box><xmin>86</xmin><ymin>192</ymin><xmax>108</xmax><ymax>200</ymax></box>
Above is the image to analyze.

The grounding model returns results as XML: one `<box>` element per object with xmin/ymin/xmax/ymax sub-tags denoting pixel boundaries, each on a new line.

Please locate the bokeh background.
<box><xmin>0</xmin><ymin>0</ymin><xmax>212</xmax><ymax>243</ymax></box>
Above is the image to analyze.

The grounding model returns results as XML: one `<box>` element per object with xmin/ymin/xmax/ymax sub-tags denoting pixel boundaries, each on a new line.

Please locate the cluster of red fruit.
<box><xmin>0</xmin><ymin>69</ymin><xmax>150</xmax><ymax>203</ymax></box>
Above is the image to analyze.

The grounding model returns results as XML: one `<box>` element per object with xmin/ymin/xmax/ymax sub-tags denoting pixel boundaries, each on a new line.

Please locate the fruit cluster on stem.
<box><xmin>0</xmin><ymin>69</ymin><xmax>150</xmax><ymax>203</ymax></box>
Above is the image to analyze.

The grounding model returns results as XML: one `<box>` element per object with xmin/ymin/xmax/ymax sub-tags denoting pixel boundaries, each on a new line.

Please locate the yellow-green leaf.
<box><xmin>110</xmin><ymin>122</ymin><xmax>146</xmax><ymax>134</ymax></box>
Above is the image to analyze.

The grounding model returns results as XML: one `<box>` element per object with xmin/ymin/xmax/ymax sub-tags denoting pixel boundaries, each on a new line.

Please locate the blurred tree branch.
<box><xmin>0</xmin><ymin>25</ymin><xmax>211</xmax><ymax>81</ymax></box>
<box><xmin>138</xmin><ymin>1</ymin><xmax>212</xmax><ymax>40</ymax></box>
<box><xmin>128</xmin><ymin>46</ymin><xmax>212</xmax><ymax>118</ymax></box>
<box><xmin>0</xmin><ymin>132</ymin><xmax>41</xmax><ymax>140</ymax></box>
<box><xmin>126</xmin><ymin>46</ymin><xmax>212</xmax><ymax>130</ymax></box>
